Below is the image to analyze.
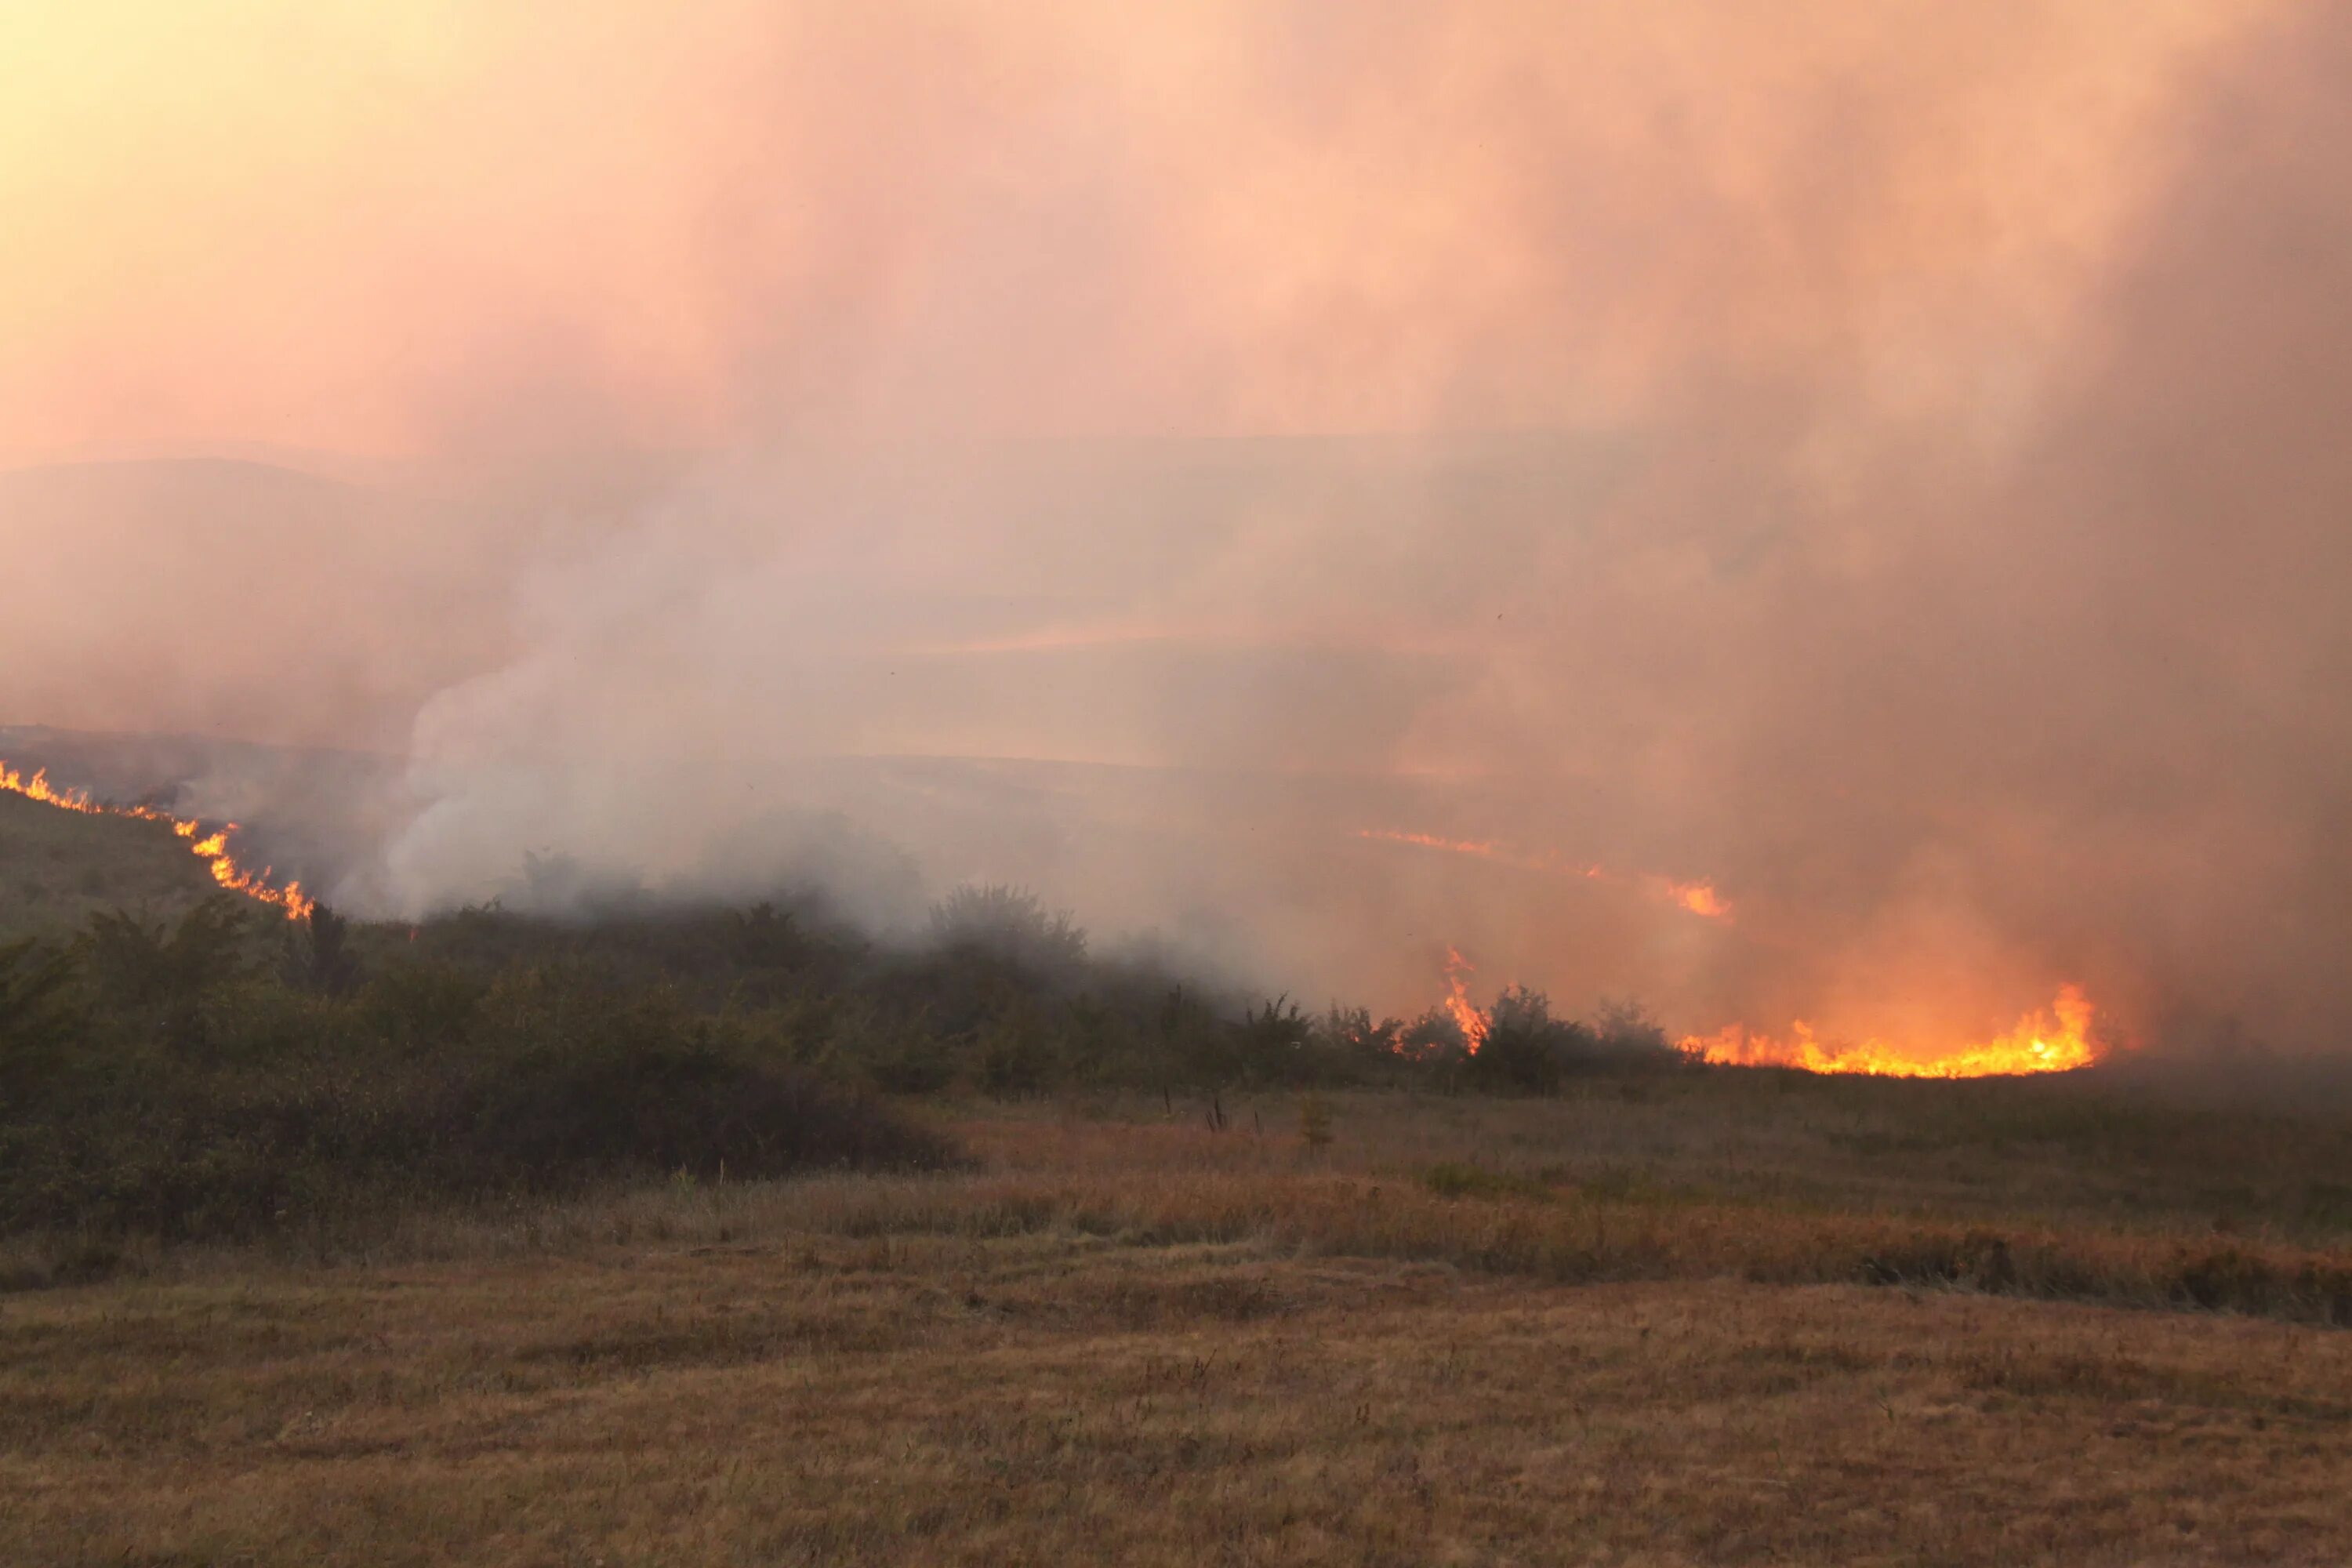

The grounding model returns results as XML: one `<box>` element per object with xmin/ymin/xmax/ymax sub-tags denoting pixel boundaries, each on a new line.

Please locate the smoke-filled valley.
<box><xmin>10</xmin><ymin>2</ymin><xmax>2352</xmax><ymax>1073</ymax></box>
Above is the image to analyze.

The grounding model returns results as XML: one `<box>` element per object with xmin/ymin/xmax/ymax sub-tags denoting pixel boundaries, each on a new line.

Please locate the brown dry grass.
<box><xmin>8</xmin><ymin>1083</ymin><xmax>2352</xmax><ymax>1564</ymax></box>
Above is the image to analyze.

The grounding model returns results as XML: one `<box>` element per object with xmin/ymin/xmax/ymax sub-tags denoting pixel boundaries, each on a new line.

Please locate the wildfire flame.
<box><xmin>1677</xmin><ymin>984</ymin><xmax>2101</xmax><ymax>1078</ymax></box>
<box><xmin>1356</xmin><ymin>827</ymin><xmax>1732</xmax><ymax>923</ymax></box>
<box><xmin>1666</xmin><ymin>880</ymin><xmax>1729</xmax><ymax>920</ymax></box>
<box><xmin>0</xmin><ymin>760</ymin><xmax>316</xmax><ymax>921</ymax></box>
<box><xmin>1363</xmin><ymin>828</ymin><xmax>1505</xmax><ymax>858</ymax></box>
<box><xmin>1441</xmin><ymin>944</ymin><xmax>1490</xmax><ymax>1054</ymax></box>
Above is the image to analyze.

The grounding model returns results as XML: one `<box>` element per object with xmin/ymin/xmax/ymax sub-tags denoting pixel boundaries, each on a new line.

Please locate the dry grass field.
<box><xmin>8</xmin><ymin>1083</ymin><xmax>2352</xmax><ymax>1565</ymax></box>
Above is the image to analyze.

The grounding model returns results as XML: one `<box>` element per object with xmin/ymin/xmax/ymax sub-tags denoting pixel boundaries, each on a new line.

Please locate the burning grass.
<box><xmin>1678</xmin><ymin>983</ymin><xmax>2103</xmax><ymax>1078</ymax></box>
<box><xmin>0</xmin><ymin>759</ymin><xmax>314</xmax><ymax>920</ymax></box>
<box><xmin>10</xmin><ymin>789</ymin><xmax>2352</xmax><ymax>1558</ymax></box>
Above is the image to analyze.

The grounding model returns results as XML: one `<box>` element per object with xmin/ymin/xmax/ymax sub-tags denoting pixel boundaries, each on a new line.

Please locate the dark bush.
<box><xmin>281</xmin><ymin>902</ymin><xmax>361</xmax><ymax>996</ymax></box>
<box><xmin>85</xmin><ymin>898</ymin><xmax>246</xmax><ymax>1012</ymax></box>
<box><xmin>441</xmin><ymin>1038</ymin><xmax>958</xmax><ymax>1185</ymax></box>
<box><xmin>0</xmin><ymin>938</ymin><xmax>81</xmax><ymax>1103</ymax></box>
<box><xmin>1469</xmin><ymin>985</ymin><xmax>1588</xmax><ymax>1092</ymax></box>
<box><xmin>926</xmin><ymin>884</ymin><xmax>1087</xmax><ymax>974</ymax></box>
<box><xmin>1228</xmin><ymin>997</ymin><xmax>1298</xmax><ymax>1082</ymax></box>
<box><xmin>1317</xmin><ymin>1006</ymin><xmax>1402</xmax><ymax>1082</ymax></box>
<box><xmin>0</xmin><ymin>1025</ymin><xmax>957</xmax><ymax>1242</ymax></box>
<box><xmin>0</xmin><ymin>887</ymin><xmax>1685</xmax><ymax>1243</ymax></box>
<box><xmin>360</xmin><ymin>956</ymin><xmax>488</xmax><ymax>1050</ymax></box>
<box><xmin>1593</xmin><ymin>999</ymin><xmax>1679</xmax><ymax>1069</ymax></box>
<box><xmin>973</xmin><ymin>1002</ymin><xmax>1055</xmax><ymax>1096</ymax></box>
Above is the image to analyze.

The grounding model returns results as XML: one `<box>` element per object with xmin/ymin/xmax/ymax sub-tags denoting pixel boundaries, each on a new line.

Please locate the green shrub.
<box><xmin>927</xmin><ymin>884</ymin><xmax>1087</xmax><ymax>973</ymax></box>
<box><xmin>0</xmin><ymin>937</ymin><xmax>82</xmax><ymax>1102</ymax></box>
<box><xmin>360</xmin><ymin>957</ymin><xmax>486</xmax><ymax>1049</ymax></box>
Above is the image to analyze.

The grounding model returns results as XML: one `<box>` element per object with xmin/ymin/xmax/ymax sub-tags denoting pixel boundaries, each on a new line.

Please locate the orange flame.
<box><xmin>0</xmin><ymin>759</ymin><xmax>316</xmax><ymax>921</ymax></box>
<box><xmin>1441</xmin><ymin>944</ymin><xmax>1490</xmax><ymax>1054</ymax></box>
<box><xmin>1356</xmin><ymin>827</ymin><xmax>1733</xmax><ymax>922</ymax></box>
<box><xmin>1677</xmin><ymin>984</ymin><xmax>2101</xmax><ymax>1078</ymax></box>
<box><xmin>1359</xmin><ymin>828</ymin><xmax>1503</xmax><ymax>858</ymax></box>
<box><xmin>1664</xmin><ymin>880</ymin><xmax>1729</xmax><ymax>920</ymax></box>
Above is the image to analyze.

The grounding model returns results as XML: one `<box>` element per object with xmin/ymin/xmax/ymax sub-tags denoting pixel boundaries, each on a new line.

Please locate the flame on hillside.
<box><xmin>1677</xmin><ymin>984</ymin><xmax>2102</xmax><ymax>1078</ymax></box>
<box><xmin>0</xmin><ymin>760</ymin><xmax>315</xmax><ymax>920</ymax></box>
<box><xmin>1355</xmin><ymin>827</ymin><xmax>1731</xmax><ymax>922</ymax></box>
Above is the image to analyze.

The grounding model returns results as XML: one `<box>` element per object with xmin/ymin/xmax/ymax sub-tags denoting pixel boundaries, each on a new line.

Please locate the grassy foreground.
<box><xmin>9</xmin><ymin>1083</ymin><xmax>2352</xmax><ymax>1566</ymax></box>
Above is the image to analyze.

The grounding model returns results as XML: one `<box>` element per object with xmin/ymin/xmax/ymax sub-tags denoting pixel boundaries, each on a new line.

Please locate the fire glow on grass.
<box><xmin>1677</xmin><ymin>985</ymin><xmax>2101</xmax><ymax>1079</ymax></box>
<box><xmin>0</xmin><ymin>760</ymin><xmax>315</xmax><ymax>920</ymax></box>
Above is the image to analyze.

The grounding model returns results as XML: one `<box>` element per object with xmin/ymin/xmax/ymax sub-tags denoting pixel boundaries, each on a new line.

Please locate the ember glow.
<box><xmin>1676</xmin><ymin>985</ymin><xmax>2102</xmax><ymax>1079</ymax></box>
<box><xmin>0</xmin><ymin>760</ymin><xmax>316</xmax><ymax>921</ymax></box>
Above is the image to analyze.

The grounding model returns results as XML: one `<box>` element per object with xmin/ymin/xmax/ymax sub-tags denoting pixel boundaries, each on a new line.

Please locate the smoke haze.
<box><xmin>5</xmin><ymin>1</ymin><xmax>2347</xmax><ymax>1051</ymax></box>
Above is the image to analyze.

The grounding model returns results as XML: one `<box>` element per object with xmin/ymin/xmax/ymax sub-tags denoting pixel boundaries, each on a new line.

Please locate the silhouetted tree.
<box><xmin>281</xmin><ymin>903</ymin><xmax>361</xmax><ymax>997</ymax></box>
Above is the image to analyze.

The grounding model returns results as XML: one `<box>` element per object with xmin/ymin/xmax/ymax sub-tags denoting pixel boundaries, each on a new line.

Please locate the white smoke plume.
<box><xmin>5</xmin><ymin>2</ymin><xmax>2348</xmax><ymax>1050</ymax></box>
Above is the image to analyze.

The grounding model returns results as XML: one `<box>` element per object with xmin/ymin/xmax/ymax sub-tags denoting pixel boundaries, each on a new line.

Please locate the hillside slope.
<box><xmin>0</xmin><ymin>789</ymin><xmax>219</xmax><ymax>940</ymax></box>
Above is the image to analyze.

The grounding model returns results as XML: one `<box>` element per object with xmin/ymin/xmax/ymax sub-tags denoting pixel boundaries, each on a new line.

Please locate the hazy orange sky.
<box><xmin>0</xmin><ymin>0</ymin><xmax>2272</xmax><ymax>460</ymax></box>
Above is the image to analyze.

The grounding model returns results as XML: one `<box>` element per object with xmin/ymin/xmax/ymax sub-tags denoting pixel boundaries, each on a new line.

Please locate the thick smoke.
<box><xmin>5</xmin><ymin>2</ymin><xmax>2347</xmax><ymax>1050</ymax></box>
